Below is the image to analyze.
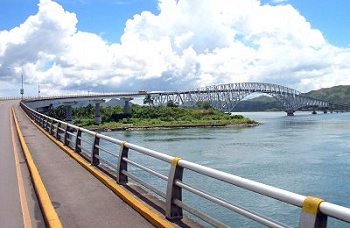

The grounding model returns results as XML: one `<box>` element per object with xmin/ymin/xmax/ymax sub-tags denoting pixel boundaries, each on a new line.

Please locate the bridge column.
<box><xmin>63</xmin><ymin>102</ymin><xmax>76</xmax><ymax>123</ymax></box>
<box><xmin>92</xmin><ymin>100</ymin><xmax>105</xmax><ymax>124</ymax></box>
<box><xmin>286</xmin><ymin>110</ymin><xmax>295</xmax><ymax>116</ymax></box>
<box><xmin>120</xmin><ymin>97</ymin><xmax>133</xmax><ymax>116</ymax></box>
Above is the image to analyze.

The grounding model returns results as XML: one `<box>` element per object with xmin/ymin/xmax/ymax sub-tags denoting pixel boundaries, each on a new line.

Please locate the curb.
<box><xmin>12</xmin><ymin>108</ymin><xmax>63</xmax><ymax>228</ymax></box>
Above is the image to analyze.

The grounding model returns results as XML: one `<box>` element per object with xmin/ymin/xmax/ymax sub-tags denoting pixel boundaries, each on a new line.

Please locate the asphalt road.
<box><xmin>13</xmin><ymin>103</ymin><xmax>154</xmax><ymax>227</ymax></box>
<box><xmin>0</xmin><ymin>100</ymin><xmax>44</xmax><ymax>227</ymax></box>
<box><xmin>0</xmin><ymin>100</ymin><xmax>164</xmax><ymax>227</ymax></box>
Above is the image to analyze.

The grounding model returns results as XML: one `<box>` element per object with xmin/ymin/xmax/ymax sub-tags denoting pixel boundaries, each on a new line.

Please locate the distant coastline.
<box><xmin>88</xmin><ymin>122</ymin><xmax>259</xmax><ymax>132</ymax></box>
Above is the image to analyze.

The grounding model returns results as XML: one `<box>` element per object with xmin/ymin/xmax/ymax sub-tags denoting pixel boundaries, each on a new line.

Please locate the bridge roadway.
<box><xmin>0</xmin><ymin>100</ymin><xmax>44</xmax><ymax>227</ymax></box>
<box><xmin>0</xmin><ymin>100</ymin><xmax>154</xmax><ymax>227</ymax></box>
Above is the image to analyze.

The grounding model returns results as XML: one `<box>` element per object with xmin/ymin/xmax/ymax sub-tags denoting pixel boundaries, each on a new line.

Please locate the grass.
<box><xmin>83</xmin><ymin>118</ymin><xmax>258</xmax><ymax>130</ymax></box>
<box><xmin>46</xmin><ymin>104</ymin><xmax>258</xmax><ymax>131</ymax></box>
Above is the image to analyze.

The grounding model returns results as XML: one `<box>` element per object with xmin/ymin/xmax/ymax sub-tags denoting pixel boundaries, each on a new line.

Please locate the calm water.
<box><xmin>102</xmin><ymin>112</ymin><xmax>350</xmax><ymax>227</ymax></box>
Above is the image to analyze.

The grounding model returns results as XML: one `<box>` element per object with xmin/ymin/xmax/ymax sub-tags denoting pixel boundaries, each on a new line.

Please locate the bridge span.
<box><xmin>151</xmin><ymin>82</ymin><xmax>331</xmax><ymax>115</ymax></box>
<box><xmin>13</xmin><ymin>82</ymin><xmax>338</xmax><ymax>120</ymax></box>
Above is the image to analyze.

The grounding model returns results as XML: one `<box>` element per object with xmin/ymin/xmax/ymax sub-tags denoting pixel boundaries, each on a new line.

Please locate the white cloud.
<box><xmin>0</xmin><ymin>0</ymin><xmax>350</xmax><ymax>97</ymax></box>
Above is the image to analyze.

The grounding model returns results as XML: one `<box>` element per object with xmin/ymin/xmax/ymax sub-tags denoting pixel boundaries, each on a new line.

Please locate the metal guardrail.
<box><xmin>20</xmin><ymin>102</ymin><xmax>350</xmax><ymax>227</ymax></box>
<box><xmin>0</xmin><ymin>96</ymin><xmax>22</xmax><ymax>100</ymax></box>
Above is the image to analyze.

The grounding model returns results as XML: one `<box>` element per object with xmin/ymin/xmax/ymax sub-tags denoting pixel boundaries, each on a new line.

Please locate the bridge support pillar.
<box><xmin>121</xmin><ymin>97</ymin><xmax>133</xmax><ymax>116</ymax></box>
<box><xmin>286</xmin><ymin>110</ymin><xmax>295</xmax><ymax>116</ymax></box>
<box><xmin>63</xmin><ymin>102</ymin><xmax>76</xmax><ymax>123</ymax></box>
<box><xmin>92</xmin><ymin>99</ymin><xmax>105</xmax><ymax>124</ymax></box>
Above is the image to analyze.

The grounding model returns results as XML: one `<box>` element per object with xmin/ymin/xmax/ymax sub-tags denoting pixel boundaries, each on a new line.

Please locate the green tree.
<box><xmin>45</xmin><ymin>105</ymin><xmax>66</xmax><ymax>120</ymax></box>
<box><xmin>143</xmin><ymin>94</ymin><xmax>154</xmax><ymax>106</ymax></box>
<box><xmin>196</xmin><ymin>101</ymin><xmax>212</xmax><ymax>109</ymax></box>
<box><xmin>166</xmin><ymin>100</ymin><xmax>178</xmax><ymax>107</ymax></box>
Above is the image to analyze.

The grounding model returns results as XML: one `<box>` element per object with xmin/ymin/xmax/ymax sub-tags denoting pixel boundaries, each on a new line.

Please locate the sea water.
<box><xmin>102</xmin><ymin>112</ymin><xmax>350</xmax><ymax>227</ymax></box>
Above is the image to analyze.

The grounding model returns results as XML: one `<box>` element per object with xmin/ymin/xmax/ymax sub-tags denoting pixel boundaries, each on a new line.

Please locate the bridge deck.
<box><xmin>0</xmin><ymin>100</ymin><xmax>44</xmax><ymax>227</ymax></box>
<box><xmin>11</xmin><ymin>102</ymin><xmax>153</xmax><ymax>227</ymax></box>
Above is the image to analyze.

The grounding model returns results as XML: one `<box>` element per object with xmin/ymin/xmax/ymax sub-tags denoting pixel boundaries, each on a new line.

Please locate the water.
<box><xmin>102</xmin><ymin>112</ymin><xmax>350</xmax><ymax>227</ymax></box>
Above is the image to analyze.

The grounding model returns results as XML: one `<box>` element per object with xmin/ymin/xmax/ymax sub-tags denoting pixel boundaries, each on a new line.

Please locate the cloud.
<box><xmin>0</xmin><ymin>0</ymin><xmax>350</xmax><ymax>96</ymax></box>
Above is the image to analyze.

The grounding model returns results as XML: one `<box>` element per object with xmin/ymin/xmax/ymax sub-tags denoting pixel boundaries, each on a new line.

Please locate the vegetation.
<box><xmin>234</xmin><ymin>95</ymin><xmax>282</xmax><ymax>111</ymax></box>
<box><xmin>304</xmin><ymin>85</ymin><xmax>350</xmax><ymax>105</ymax></box>
<box><xmin>45</xmin><ymin>102</ymin><xmax>258</xmax><ymax>130</ymax></box>
<box><xmin>143</xmin><ymin>94</ymin><xmax>154</xmax><ymax>106</ymax></box>
<box><xmin>45</xmin><ymin>105</ymin><xmax>67</xmax><ymax>120</ymax></box>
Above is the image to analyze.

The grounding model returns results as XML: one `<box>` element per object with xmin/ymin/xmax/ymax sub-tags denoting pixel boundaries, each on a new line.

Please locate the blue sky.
<box><xmin>1</xmin><ymin>0</ymin><xmax>350</xmax><ymax>96</ymax></box>
<box><xmin>271</xmin><ymin>0</ymin><xmax>350</xmax><ymax>47</ymax></box>
<box><xmin>1</xmin><ymin>0</ymin><xmax>349</xmax><ymax>47</ymax></box>
<box><xmin>1</xmin><ymin>0</ymin><xmax>159</xmax><ymax>43</ymax></box>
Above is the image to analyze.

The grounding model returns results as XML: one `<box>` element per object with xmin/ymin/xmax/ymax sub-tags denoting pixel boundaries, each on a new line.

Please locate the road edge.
<box><xmin>12</xmin><ymin>107</ymin><xmax>63</xmax><ymax>228</ymax></box>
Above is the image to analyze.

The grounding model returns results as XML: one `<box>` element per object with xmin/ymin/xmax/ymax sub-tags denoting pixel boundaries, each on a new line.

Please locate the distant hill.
<box><xmin>102</xmin><ymin>99</ymin><xmax>126</xmax><ymax>107</ymax></box>
<box><xmin>303</xmin><ymin>85</ymin><xmax>350</xmax><ymax>105</ymax></box>
<box><xmin>233</xmin><ymin>95</ymin><xmax>282</xmax><ymax>111</ymax></box>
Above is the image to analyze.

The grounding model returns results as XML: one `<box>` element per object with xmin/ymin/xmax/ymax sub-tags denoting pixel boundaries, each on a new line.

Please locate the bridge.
<box><xmin>150</xmin><ymin>82</ymin><xmax>331</xmax><ymax>116</ymax></box>
<box><xmin>1</xmin><ymin>95</ymin><xmax>350</xmax><ymax>227</ymax></box>
<box><xmin>7</xmin><ymin>82</ymin><xmax>346</xmax><ymax>124</ymax></box>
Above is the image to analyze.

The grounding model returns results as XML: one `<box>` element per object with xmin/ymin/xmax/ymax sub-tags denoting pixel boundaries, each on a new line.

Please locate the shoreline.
<box><xmin>87</xmin><ymin>122</ymin><xmax>260</xmax><ymax>132</ymax></box>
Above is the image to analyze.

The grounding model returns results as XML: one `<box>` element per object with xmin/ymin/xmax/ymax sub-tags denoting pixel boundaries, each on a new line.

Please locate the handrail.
<box><xmin>179</xmin><ymin>159</ymin><xmax>306</xmax><ymax>207</ymax></box>
<box><xmin>20</xmin><ymin>101</ymin><xmax>350</xmax><ymax>227</ymax></box>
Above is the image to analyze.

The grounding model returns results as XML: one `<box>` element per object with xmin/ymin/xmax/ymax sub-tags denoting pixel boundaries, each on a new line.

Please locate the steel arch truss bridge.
<box><xmin>151</xmin><ymin>82</ymin><xmax>330</xmax><ymax>115</ymax></box>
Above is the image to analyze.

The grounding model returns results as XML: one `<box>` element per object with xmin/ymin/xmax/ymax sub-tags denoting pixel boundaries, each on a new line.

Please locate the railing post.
<box><xmin>63</xmin><ymin>124</ymin><xmax>70</xmax><ymax>146</ymax></box>
<box><xmin>75</xmin><ymin>129</ymin><xmax>81</xmax><ymax>153</ymax></box>
<box><xmin>45</xmin><ymin>117</ymin><xmax>49</xmax><ymax>130</ymax></box>
<box><xmin>116</xmin><ymin>141</ymin><xmax>128</xmax><ymax>184</ymax></box>
<box><xmin>165</xmin><ymin>157</ymin><xmax>183</xmax><ymax>220</ymax></box>
<box><xmin>43</xmin><ymin>116</ymin><xmax>47</xmax><ymax>129</ymax></box>
<box><xmin>299</xmin><ymin>197</ymin><xmax>327</xmax><ymax>228</ymax></box>
<box><xmin>56</xmin><ymin>122</ymin><xmax>61</xmax><ymax>140</ymax></box>
<box><xmin>49</xmin><ymin>119</ymin><xmax>54</xmax><ymax>135</ymax></box>
<box><xmin>91</xmin><ymin>134</ymin><xmax>100</xmax><ymax>166</ymax></box>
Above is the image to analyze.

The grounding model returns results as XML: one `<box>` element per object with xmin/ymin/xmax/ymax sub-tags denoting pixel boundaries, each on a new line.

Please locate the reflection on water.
<box><xmin>103</xmin><ymin>112</ymin><xmax>350</xmax><ymax>227</ymax></box>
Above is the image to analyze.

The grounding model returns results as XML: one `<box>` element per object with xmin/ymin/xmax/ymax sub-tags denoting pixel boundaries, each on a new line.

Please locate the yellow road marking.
<box><xmin>21</xmin><ymin>107</ymin><xmax>174</xmax><ymax>228</ymax></box>
<box><xmin>10</xmin><ymin>111</ymin><xmax>32</xmax><ymax>228</ymax></box>
<box><xmin>12</xmin><ymin>108</ymin><xmax>63</xmax><ymax>228</ymax></box>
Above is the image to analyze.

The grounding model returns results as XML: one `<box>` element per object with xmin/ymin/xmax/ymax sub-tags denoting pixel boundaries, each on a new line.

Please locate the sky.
<box><xmin>0</xmin><ymin>0</ymin><xmax>350</xmax><ymax>97</ymax></box>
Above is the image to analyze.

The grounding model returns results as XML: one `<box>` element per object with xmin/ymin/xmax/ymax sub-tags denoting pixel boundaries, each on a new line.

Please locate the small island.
<box><xmin>45</xmin><ymin>101</ymin><xmax>258</xmax><ymax>131</ymax></box>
